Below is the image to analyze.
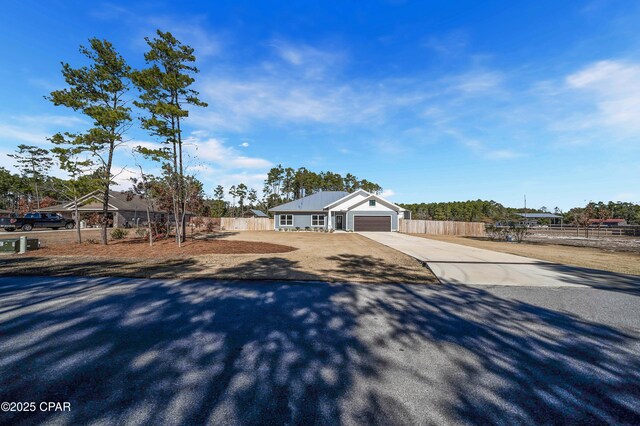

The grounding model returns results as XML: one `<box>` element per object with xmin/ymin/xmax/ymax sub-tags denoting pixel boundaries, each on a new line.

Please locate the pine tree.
<box><xmin>48</xmin><ymin>38</ymin><xmax>132</xmax><ymax>245</ymax></box>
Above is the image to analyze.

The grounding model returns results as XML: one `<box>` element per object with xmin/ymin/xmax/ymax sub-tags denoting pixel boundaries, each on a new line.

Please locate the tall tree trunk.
<box><xmin>101</xmin><ymin>141</ymin><xmax>115</xmax><ymax>245</ymax></box>
<box><xmin>176</xmin><ymin>114</ymin><xmax>186</xmax><ymax>243</ymax></box>
<box><xmin>146</xmin><ymin>206</ymin><xmax>153</xmax><ymax>247</ymax></box>
<box><xmin>32</xmin><ymin>163</ymin><xmax>40</xmax><ymax>210</ymax></box>
<box><xmin>170</xmin><ymin>113</ymin><xmax>181</xmax><ymax>244</ymax></box>
<box><xmin>74</xmin><ymin>187</ymin><xmax>82</xmax><ymax>243</ymax></box>
<box><xmin>173</xmin><ymin>194</ymin><xmax>181</xmax><ymax>248</ymax></box>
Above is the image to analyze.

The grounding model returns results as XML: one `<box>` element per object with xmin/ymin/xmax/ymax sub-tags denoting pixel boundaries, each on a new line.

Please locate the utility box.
<box><xmin>0</xmin><ymin>239</ymin><xmax>18</xmax><ymax>253</ymax></box>
<box><xmin>25</xmin><ymin>238</ymin><xmax>39</xmax><ymax>251</ymax></box>
<box><xmin>0</xmin><ymin>238</ymin><xmax>39</xmax><ymax>253</ymax></box>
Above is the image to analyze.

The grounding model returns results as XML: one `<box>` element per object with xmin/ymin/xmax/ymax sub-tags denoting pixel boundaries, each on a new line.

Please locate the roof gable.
<box><xmin>323</xmin><ymin>189</ymin><xmax>369</xmax><ymax>209</ymax></box>
<box><xmin>344</xmin><ymin>193</ymin><xmax>403</xmax><ymax>212</ymax></box>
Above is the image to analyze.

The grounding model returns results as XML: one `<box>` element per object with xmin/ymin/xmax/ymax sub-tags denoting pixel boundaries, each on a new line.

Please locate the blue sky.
<box><xmin>1</xmin><ymin>0</ymin><xmax>639</xmax><ymax>210</ymax></box>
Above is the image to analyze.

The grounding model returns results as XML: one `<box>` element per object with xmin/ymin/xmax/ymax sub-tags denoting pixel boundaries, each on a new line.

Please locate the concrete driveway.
<box><xmin>1</xmin><ymin>276</ymin><xmax>639</xmax><ymax>425</ymax></box>
<box><xmin>359</xmin><ymin>232</ymin><xmax>640</xmax><ymax>288</ymax></box>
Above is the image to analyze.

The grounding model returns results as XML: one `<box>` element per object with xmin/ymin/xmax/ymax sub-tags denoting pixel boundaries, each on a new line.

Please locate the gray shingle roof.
<box><xmin>516</xmin><ymin>213</ymin><xmax>562</xmax><ymax>218</ymax></box>
<box><xmin>249</xmin><ymin>209</ymin><xmax>269</xmax><ymax>217</ymax></box>
<box><xmin>269</xmin><ymin>191</ymin><xmax>350</xmax><ymax>212</ymax></box>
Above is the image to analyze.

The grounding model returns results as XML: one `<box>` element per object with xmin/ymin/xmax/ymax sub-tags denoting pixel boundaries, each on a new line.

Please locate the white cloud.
<box><xmin>423</xmin><ymin>30</ymin><xmax>469</xmax><ymax>56</ymax></box>
<box><xmin>111</xmin><ymin>166</ymin><xmax>139</xmax><ymax>190</ymax></box>
<box><xmin>12</xmin><ymin>114</ymin><xmax>86</xmax><ymax>127</ymax></box>
<box><xmin>92</xmin><ymin>5</ymin><xmax>223</xmax><ymax>60</ymax></box>
<box><xmin>145</xmin><ymin>16</ymin><xmax>223</xmax><ymax>58</ymax></box>
<box><xmin>269</xmin><ymin>40</ymin><xmax>345</xmax><ymax>79</ymax></box>
<box><xmin>381</xmin><ymin>189</ymin><xmax>396</xmax><ymax>198</ymax></box>
<box><xmin>451</xmin><ymin>70</ymin><xmax>505</xmax><ymax>94</ymax></box>
<box><xmin>566</xmin><ymin>60</ymin><xmax>640</xmax><ymax>133</ymax></box>
<box><xmin>0</xmin><ymin>124</ymin><xmax>49</xmax><ymax>145</ymax></box>
<box><xmin>123</xmin><ymin>140</ymin><xmax>165</xmax><ymax>151</ymax></box>
<box><xmin>483</xmin><ymin>149</ymin><xmax>523</xmax><ymax>160</ymax></box>
<box><xmin>443</xmin><ymin>129</ymin><xmax>525</xmax><ymax>160</ymax></box>
<box><xmin>239</xmin><ymin>142</ymin><xmax>250</xmax><ymax>147</ymax></box>
<box><xmin>184</xmin><ymin>133</ymin><xmax>272</xmax><ymax>169</ymax></box>
<box><xmin>612</xmin><ymin>192</ymin><xmax>638</xmax><ymax>202</ymax></box>
<box><xmin>0</xmin><ymin>114</ymin><xmax>86</xmax><ymax>146</ymax></box>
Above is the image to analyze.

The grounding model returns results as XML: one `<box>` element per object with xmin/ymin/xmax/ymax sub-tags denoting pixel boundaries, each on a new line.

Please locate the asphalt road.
<box><xmin>359</xmin><ymin>232</ymin><xmax>640</xmax><ymax>288</ymax></box>
<box><xmin>1</xmin><ymin>276</ymin><xmax>638</xmax><ymax>425</ymax></box>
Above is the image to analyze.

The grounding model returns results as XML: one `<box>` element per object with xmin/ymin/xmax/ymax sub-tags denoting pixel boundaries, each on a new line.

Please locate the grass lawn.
<box><xmin>0</xmin><ymin>231</ymin><xmax>438</xmax><ymax>284</ymax></box>
<box><xmin>413</xmin><ymin>234</ymin><xmax>640</xmax><ymax>276</ymax></box>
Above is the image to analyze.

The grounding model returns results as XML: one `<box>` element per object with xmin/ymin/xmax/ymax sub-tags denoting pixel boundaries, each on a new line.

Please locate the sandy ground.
<box><xmin>0</xmin><ymin>228</ymin><xmax>103</xmax><ymax>245</ymax></box>
<box><xmin>31</xmin><ymin>235</ymin><xmax>296</xmax><ymax>257</ymax></box>
<box><xmin>0</xmin><ymin>231</ymin><xmax>437</xmax><ymax>284</ymax></box>
<box><xmin>528</xmin><ymin>233</ymin><xmax>640</xmax><ymax>253</ymax></box>
<box><xmin>413</xmin><ymin>234</ymin><xmax>640</xmax><ymax>276</ymax></box>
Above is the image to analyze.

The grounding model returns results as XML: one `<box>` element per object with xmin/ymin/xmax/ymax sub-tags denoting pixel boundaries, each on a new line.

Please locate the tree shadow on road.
<box><xmin>0</xmin><ymin>274</ymin><xmax>381</xmax><ymax>424</ymax></box>
<box><xmin>0</xmin><ymin>276</ymin><xmax>638</xmax><ymax>424</ymax></box>
<box><xmin>536</xmin><ymin>262</ymin><xmax>640</xmax><ymax>296</ymax></box>
<box><xmin>363</xmin><ymin>283</ymin><xmax>640</xmax><ymax>423</ymax></box>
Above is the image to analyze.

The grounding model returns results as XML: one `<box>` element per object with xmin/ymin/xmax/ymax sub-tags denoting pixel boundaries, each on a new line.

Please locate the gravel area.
<box><xmin>528</xmin><ymin>233</ymin><xmax>640</xmax><ymax>253</ymax></box>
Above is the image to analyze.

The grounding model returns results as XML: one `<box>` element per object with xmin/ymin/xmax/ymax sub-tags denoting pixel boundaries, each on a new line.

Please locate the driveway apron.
<box><xmin>358</xmin><ymin>232</ymin><xmax>640</xmax><ymax>287</ymax></box>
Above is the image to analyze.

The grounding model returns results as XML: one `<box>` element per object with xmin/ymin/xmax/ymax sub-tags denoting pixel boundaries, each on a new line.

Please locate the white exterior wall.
<box><xmin>330</xmin><ymin>193</ymin><xmax>368</xmax><ymax>211</ymax></box>
<box><xmin>349</xmin><ymin>200</ymin><xmax>397</xmax><ymax>212</ymax></box>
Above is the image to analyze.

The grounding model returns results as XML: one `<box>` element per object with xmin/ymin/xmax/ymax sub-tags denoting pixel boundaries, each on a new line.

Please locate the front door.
<box><xmin>336</xmin><ymin>215</ymin><xmax>344</xmax><ymax>230</ymax></box>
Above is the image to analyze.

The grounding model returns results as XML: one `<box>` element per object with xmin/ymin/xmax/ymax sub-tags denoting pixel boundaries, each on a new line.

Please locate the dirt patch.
<box><xmin>1</xmin><ymin>231</ymin><xmax>437</xmax><ymax>284</ymax></box>
<box><xmin>528</xmin><ymin>233</ymin><xmax>640</xmax><ymax>253</ymax></box>
<box><xmin>0</xmin><ymin>228</ymin><xmax>103</xmax><ymax>246</ymax></box>
<box><xmin>30</xmin><ymin>236</ymin><xmax>296</xmax><ymax>258</ymax></box>
<box><xmin>412</xmin><ymin>234</ymin><xmax>640</xmax><ymax>276</ymax></box>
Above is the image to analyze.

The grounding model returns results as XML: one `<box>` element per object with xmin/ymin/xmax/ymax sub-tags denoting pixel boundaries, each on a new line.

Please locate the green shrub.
<box><xmin>111</xmin><ymin>228</ymin><xmax>129</xmax><ymax>240</ymax></box>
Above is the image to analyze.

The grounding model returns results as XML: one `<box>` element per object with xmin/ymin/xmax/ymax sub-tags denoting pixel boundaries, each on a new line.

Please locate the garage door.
<box><xmin>354</xmin><ymin>216</ymin><xmax>391</xmax><ymax>232</ymax></box>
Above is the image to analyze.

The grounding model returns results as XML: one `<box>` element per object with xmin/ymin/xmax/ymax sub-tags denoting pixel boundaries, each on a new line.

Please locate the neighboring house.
<box><xmin>588</xmin><ymin>218</ymin><xmax>627</xmax><ymax>227</ymax></box>
<box><xmin>269</xmin><ymin>189</ymin><xmax>407</xmax><ymax>232</ymax></box>
<box><xmin>37</xmin><ymin>190</ymin><xmax>176</xmax><ymax>228</ymax></box>
<box><xmin>243</xmin><ymin>209</ymin><xmax>269</xmax><ymax>218</ymax></box>
<box><xmin>516</xmin><ymin>212</ymin><xmax>563</xmax><ymax>226</ymax></box>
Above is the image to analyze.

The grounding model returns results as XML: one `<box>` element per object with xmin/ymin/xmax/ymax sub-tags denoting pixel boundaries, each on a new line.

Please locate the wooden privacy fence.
<box><xmin>220</xmin><ymin>217</ymin><xmax>274</xmax><ymax>231</ymax></box>
<box><xmin>399</xmin><ymin>219</ymin><xmax>486</xmax><ymax>237</ymax></box>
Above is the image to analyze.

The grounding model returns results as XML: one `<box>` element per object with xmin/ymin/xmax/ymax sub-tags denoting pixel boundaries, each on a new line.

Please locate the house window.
<box><xmin>369</xmin><ymin>200</ymin><xmax>376</xmax><ymax>207</ymax></box>
<box><xmin>280</xmin><ymin>214</ymin><xmax>293</xmax><ymax>226</ymax></box>
<box><xmin>311</xmin><ymin>215</ymin><xmax>325</xmax><ymax>226</ymax></box>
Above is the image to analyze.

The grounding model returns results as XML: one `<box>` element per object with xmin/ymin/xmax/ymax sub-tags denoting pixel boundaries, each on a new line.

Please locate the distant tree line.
<box><xmin>566</xmin><ymin>201</ymin><xmax>640</xmax><ymax>226</ymax></box>
<box><xmin>202</xmin><ymin>165</ymin><xmax>383</xmax><ymax>218</ymax></box>
<box><xmin>0</xmin><ymin>166</ymin><xmax>102</xmax><ymax>213</ymax></box>
<box><xmin>400</xmin><ymin>200</ymin><xmax>640</xmax><ymax>225</ymax></box>
<box><xmin>399</xmin><ymin>200</ymin><xmax>521</xmax><ymax>223</ymax></box>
